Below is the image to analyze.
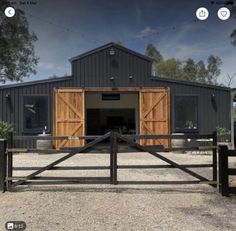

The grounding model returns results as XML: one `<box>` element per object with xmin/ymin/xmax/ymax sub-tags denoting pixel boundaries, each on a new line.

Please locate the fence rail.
<box><xmin>0</xmin><ymin>131</ymin><xmax>218</xmax><ymax>193</ymax></box>
<box><xmin>218</xmin><ymin>145</ymin><xmax>236</xmax><ymax>196</ymax></box>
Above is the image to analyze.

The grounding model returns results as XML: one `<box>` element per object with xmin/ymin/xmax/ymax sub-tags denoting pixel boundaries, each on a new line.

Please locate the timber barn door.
<box><xmin>54</xmin><ymin>89</ymin><xmax>85</xmax><ymax>149</ymax></box>
<box><xmin>139</xmin><ymin>88</ymin><xmax>170</xmax><ymax>147</ymax></box>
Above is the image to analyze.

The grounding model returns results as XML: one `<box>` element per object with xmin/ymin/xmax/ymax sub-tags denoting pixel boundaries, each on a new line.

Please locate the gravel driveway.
<box><xmin>0</xmin><ymin>151</ymin><xmax>236</xmax><ymax>231</ymax></box>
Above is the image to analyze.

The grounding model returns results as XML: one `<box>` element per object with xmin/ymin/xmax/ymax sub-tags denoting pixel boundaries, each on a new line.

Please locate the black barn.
<box><xmin>0</xmin><ymin>43</ymin><xmax>232</xmax><ymax>148</ymax></box>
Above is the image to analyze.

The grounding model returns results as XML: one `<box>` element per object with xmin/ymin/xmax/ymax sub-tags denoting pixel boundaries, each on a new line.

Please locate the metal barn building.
<box><xmin>0</xmin><ymin>43</ymin><xmax>232</xmax><ymax>148</ymax></box>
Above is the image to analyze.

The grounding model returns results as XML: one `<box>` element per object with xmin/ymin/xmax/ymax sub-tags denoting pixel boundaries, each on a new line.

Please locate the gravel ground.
<box><xmin>0</xmin><ymin>151</ymin><xmax>236</xmax><ymax>231</ymax></box>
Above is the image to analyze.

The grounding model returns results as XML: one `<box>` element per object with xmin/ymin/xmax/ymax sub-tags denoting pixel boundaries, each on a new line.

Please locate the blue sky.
<box><xmin>5</xmin><ymin>0</ymin><xmax>236</xmax><ymax>86</ymax></box>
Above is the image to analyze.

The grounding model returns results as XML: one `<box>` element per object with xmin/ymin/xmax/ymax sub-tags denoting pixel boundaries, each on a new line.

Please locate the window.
<box><xmin>23</xmin><ymin>96</ymin><xmax>49</xmax><ymax>132</ymax></box>
<box><xmin>174</xmin><ymin>96</ymin><xmax>198</xmax><ymax>132</ymax></box>
<box><xmin>102</xmin><ymin>93</ymin><xmax>120</xmax><ymax>101</ymax></box>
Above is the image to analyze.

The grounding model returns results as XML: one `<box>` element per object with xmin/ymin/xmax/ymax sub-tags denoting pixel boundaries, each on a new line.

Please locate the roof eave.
<box><xmin>151</xmin><ymin>76</ymin><xmax>231</xmax><ymax>91</ymax></box>
<box><xmin>69</xmin><ymin>42</ymin><xmax>153</xmax><ymax>63</ymax></box>
<box><xmin>0</xmin><ymin>76</ymin><xmax>72</xmax><ymax>90</ymax></box>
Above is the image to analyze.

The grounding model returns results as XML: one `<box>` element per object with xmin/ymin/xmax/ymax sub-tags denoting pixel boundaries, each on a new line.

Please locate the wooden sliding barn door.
<box><xmin>139</xmin><ymin>88</ymin><xmax>170</xmax><ymax>147</ymax></box>
<box><xmin>54</xmin><ymin>89</ymin><xmax>85</xmax><ymax>149</ymax></box>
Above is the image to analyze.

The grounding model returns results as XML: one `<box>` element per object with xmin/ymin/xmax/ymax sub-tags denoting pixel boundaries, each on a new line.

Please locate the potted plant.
<box><xmin>185</xmin><ymin>120</ymin><xmax>194</xmax><ymax>129</ymax></box>
<box><xmin>216</xmin><ymin>126</ymin><xmax>231</xmax><ymax>147</ymax></box>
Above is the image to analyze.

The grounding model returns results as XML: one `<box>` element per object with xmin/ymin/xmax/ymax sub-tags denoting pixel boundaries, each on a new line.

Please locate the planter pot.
<box><xmin>36</xmin><ymin>134</ymin><xmax>52</xmax><ymax>150</ymax></box>
<box><xmin>171</xmin><ymin>133</ymin><xmax>186</xmax><ymax>153</ymax></box>
<box><xmin>218</xmin><ymin>142</ymin><xmax>231</xmax><ymax>149</ymax></box>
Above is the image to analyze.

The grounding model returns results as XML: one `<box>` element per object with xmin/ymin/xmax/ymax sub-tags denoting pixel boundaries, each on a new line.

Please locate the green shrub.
<box><xmin>0</xmin><ymin>120</ymin><xmax>14</xmax><ymax>139</ymax></box>
<box><xmin>216</xmin><ymin>126</ymin><xmax>231</xmax><ymax>142</ymax></box>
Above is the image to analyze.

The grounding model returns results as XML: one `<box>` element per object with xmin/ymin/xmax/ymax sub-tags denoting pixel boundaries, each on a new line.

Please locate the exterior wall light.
<box><xmin>5</xmin><ymin>93</ymin><xmax>10</xmax><ymax>100</ymax></box>
<box><xmin>129</xmin><ymin>75</ymin><xmax>133</xmax><ymax>80</ymax></box>
<box><xmin>211</xmin><ymin>93</ymin><xmax>217</xmax><ymax>112</ymax></box>
<box><xmin>110</xmin><ymin>76</ymin><xmax>115</xmax><ymax>81</ymax></box>
<box><xmin>109</xmin><ymin>48</ymin><xmax>115</xmax><ymax>56</ymax></box>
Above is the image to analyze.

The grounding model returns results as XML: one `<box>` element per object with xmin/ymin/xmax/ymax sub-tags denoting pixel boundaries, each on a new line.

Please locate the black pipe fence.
<box><xmin>218</xmin><ymin>145</ymin><xmax>236</xmax><ymax>197</ymax></box>
<box><xmin>0</xmin><ymin>131</ymin><xmax>218</xmax><ymax>192</ymax></box>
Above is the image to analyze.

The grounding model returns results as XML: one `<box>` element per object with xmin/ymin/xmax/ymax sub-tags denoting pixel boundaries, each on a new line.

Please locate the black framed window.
<box><xmin>174</xmin><ymin>96</ymin><xmax>198</xmax><ymax>132</ymax></box>
<box><xmin>23</xmin><ymin>96</ymin><xmax>49</xmax><ymax>132</ymax></box>
<box><xmin>102</xmin><ymin>93</ymin><xmax>120</xmax><ymax>101</ymax></box>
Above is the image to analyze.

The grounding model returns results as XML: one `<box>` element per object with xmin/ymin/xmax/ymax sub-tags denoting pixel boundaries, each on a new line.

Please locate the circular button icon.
<box><xmin>218</xmin><ymin>7</ymin><xmax>230</xmax><ymax>20</ymax></box>
<box><xmin>196</xmin><ymin>7</ymin><xmax>209</xmax><ymax>20</ymax></box>
<box><xmin>4</xmin><ymin>7</ymin><xmax>15</xmax><ymax>18</ymax></box>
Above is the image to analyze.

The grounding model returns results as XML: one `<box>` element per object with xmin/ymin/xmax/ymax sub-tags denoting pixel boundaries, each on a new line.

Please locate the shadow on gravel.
<box><xmin>176</xmin><ymin>195</ymin><xmax>236</xmax><ymax>231</ymax></box>
<box><xmin>8</xmin><ymin>186</ymin><xmax>216</xmax><ymax>195</ymax></box>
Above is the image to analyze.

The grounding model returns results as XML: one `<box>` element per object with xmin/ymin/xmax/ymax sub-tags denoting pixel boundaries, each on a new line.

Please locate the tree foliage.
<box><xmin>230</xmin><ymin>29</ymin><xmax>236</xmax><ymax>46</ymax></box>
<box><xmin>0</xmin><ymin>120</ymin><xmax>13</xmax><ymax>138</ymax></box>
<box><xmin>115</xmin><ymin>40</ymin><xmax>124</xmax><ymax>46</ymax></box>
<box><xmin>145</xmin><ymin>43</ymin><xmax>163</xmax><ymax>63</ymax></box>
<box><xmin>229</xmin><ymin>4</ymin><xmax>236</xmax><ymax>46</ymax></box>
<box><xmin>157</xmin><ymin>58</ymin><xmax>182</xmax><ymax>79</ymax></box>
<box><xmin>145</xmin><ymin>43</ymin><xmax>222</xmax><ymax>85</ymax></box>
<box><xmin>234</xmin><ymin>108</ymin><xmax>236</xmax><ymax>122</ymax></box>
<box><xmin>0</xmin><ymin>1</ymin><xmax>39</xmax><ymax>81</ymax></box>
<box><xmin>206</xmin><ymin>55</ymin><xmax>222</xmax><ymax>84</ymax></box>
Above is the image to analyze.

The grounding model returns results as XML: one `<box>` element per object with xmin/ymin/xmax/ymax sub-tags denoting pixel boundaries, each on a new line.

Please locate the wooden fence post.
<box><xmin>110</xmin><ymin>132</ymin><xmax>114</xmax><ymax>184</ymax></box>
<box><xmin>218</xmin><ymin>145</ymin><xmax>229</xmax><ymax>197</ymax></box>
<box><xmin>212</xmin><ymin>131</ymin><xmax>217</xmax><ymax>187</ymax></box>
<box><xmin>7</xmin><ymin>132</ymin><xmax>13</xmax><ymax>189</ymax></box>
<box><xmin>0</xmin><ymin>139</ymin><xmax>7</xmax><ymax>192</ymax></box>
<box><xmin>110</xmin><ymin>132</ymin><xmax>118</xmax><ymax>185</ymax></box>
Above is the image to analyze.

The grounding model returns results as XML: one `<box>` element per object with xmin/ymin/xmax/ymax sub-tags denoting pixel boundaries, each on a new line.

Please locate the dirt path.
<box><xmin>0</xmin><ymin>152</ymin><xmax>236</xmax><ymax>231</ymax></box>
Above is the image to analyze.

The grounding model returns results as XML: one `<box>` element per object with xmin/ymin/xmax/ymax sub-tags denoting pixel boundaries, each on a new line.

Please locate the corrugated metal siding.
<box><xmin>148</xmin><ymin>79</ymin><xmax>231</xmax><ymax>134</ymax></box>
<box><xmin>0</xmin><ymin>45</ymin><xmax>231</xmax><ymax>148</ymax></box>
<box><xmin>72</xmin><ymin>46</ymin><xmax>152</xmax><ymax>87</ymax></box>
<box><xmin>0</xmin><ymin>79</ymin><xmax>73</xmax><ymax>148</ymax></box>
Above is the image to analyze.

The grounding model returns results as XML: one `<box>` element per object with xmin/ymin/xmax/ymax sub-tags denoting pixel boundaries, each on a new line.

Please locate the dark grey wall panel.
<box><xmin>0</xmin><ymin>78</ymin><xmax>72</xmax><ymax>148</ymax></box>
<box><xmin>72</xmin><ymin>46</ymin><xmax>152</xmax><ymax>87</ymax></box>
<box><xmin>149</xmin><ymin>79</ymin><xmax>231</xmax><ymax>134</ymax></box>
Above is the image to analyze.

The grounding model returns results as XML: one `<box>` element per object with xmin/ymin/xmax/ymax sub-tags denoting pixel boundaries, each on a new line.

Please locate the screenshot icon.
<box><xmin>196</xmin><ymin>7</ymin><xmax>209</xmax><ymax>20</ymax></box>
<box><xmin>218</xmin><ymin>7</ymin><xmax>230</xmax><ymax>20</ymax></box>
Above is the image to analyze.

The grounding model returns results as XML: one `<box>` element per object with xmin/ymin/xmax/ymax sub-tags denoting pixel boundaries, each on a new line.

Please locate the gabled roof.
<box><xmin>69</xmin><ymin>42</ymin><xmax>153</xmax><ymax>62</ymax></box>
<box><xmin>0</xmin><ymin>76</ymin><xmax>72</xmax><ymax>90</ymax></box>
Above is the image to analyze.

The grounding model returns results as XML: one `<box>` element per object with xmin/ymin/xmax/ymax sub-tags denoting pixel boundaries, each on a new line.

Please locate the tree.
<box><xmin>234</xmin><ymin>108</ymin><xmax>236</xmax><ymax>122</ymax></box>
<box><xmin>224</xmin><ymin>73</ymin><xmax>236</xmax><ymax>87</ymax></box>
<box><xmin>145</xmin><ymin>43</ymin><xmax>163</xmax><ymax>63</ymax></box>
<box><xmin>0</xmin><ymin>1</ymin><xmax>39</xmax><ymax>81</ymax></box>
<box><xmin>115</xmin><ymin>40</ymin><xmax>124</xmax><ymax>46</ymax></box>
<box><xmin>196</xmin><ymin>61</ymin><xmax>209</xmax><ymax>83</ymax></box>
<box><xmin>144</xmin><ymin>43</ymin><xmax>222</xmax><ymax>85</ymax></box>
<box><xmin>182</xmin><ymin>59</ymin><xmax>198</xmax><ymax>82</ymax></box>
<box><xmin>207</xmin><ymin>55</ymin><xmax>222</xmax><ymax>85</ymax></box>
<box><xmin>157</xmin><ymin>58</ymin><xmax>182</xmax><ymax>79</ymax></box>
<box><xmin>229</xmin><ymin>4</ymin><xmax>236</xmax><ymax>46</ymax></box>
<box><xmin>230</xmin><ymin>29</ymin><xmax>236</xmax><ymax>46</ymax></box>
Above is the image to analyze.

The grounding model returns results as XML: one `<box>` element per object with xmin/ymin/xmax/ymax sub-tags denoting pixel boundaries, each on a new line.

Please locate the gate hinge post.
<box><xmin>0</xmin><ymin>139</ymin><xmax>7</xmax><ymax>192</ymax></box>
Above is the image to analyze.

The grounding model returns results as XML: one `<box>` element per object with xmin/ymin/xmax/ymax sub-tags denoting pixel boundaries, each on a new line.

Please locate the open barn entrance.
<box><xmin>85</xmin><ymin>92</ymin><xmax>139</xmax><ymax>136</ymax></box>
<box><xmin>53</xmin><ymin>88</ymin><xmax>170</xmax><ymax>149</ymax></box>
<box><xmin>87</xmin><ymin>109</ymin><xmax>136</xmax><ymax>135</ymax></box>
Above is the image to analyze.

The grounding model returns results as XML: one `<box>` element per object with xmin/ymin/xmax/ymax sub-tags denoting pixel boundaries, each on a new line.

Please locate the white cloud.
<box><xmin>38</xmin><ymin>62</ymin><xmax>55</xmax><ymax>70</ymax></box>
<box><xmin>136</xmin><ymin>26</ymin><xmax>159</xmax><ymax>38</ymax></box>
<box><xmin>38</xmin><ymin>62</ymin><xmax>68</xmax><ymax>72</ymax></box>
